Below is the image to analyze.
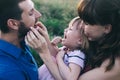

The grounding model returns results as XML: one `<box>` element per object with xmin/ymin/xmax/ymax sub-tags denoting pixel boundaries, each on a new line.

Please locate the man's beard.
<box><xmin>18</xmin><ymin>22</ymin><xmax>30</xmax><ymax>39</ymax></box>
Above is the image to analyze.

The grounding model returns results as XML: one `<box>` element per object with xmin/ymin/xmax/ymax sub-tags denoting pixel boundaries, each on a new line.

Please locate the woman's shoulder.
<box><xmin>79</xmin><ymin>58</ymin><xmax>120</xmax><ymax>80</ymax></box>
<box><xmin>101</xmin><ymin>58</ymin><xmax>120</xmax><ymax>71</ymax></box>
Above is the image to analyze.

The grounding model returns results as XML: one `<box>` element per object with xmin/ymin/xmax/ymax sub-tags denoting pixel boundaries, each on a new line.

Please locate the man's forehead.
<box><xmin>19</xmin><ymin>0</ymin><xmax>34</xmax><ymax>11</ymax></box>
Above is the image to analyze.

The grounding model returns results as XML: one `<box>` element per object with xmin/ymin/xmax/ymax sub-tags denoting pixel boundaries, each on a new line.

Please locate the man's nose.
<box><xmin>35</xmin><ymin>9</ymin><xmax>42</xmax><ymax>18</ymax></box>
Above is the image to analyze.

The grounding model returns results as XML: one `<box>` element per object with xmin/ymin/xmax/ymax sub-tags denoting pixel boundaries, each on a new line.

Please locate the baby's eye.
<box><xmin>69</xmin><ymin>27</ymin><xmax>74</xmax><ymax>30</ymax></box>
<box><xmin>66</xmin><ymin>27</ymin><xmax>72</xmax><ymax>30</ymax></box>
<box><xmin>64</xmin><ymin>28</ymin><xmax>68</xmax><ymax>32</ymax></box>
<box><xmin>69</xmin><ymin>28</ymin><xmax>72</xmax><ymax>30</ymax></box>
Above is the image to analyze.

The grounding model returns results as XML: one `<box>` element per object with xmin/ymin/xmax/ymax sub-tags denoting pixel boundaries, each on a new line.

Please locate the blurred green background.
<box><xmin>32</xmin><ymin>0</ymin><xmax>80</xmax><ymax>66</ymax></box>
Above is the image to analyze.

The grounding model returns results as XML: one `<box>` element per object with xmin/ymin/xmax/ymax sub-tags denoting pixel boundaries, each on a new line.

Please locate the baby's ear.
<box><xmin>104</xmin><ymin>24</ymin><xmax>112</xmax><ymax>34</ymax></box>
<box><xmin>7</xmin><ymin>19</ymin><xmax>19</xmax><ymax>30</ymax></box>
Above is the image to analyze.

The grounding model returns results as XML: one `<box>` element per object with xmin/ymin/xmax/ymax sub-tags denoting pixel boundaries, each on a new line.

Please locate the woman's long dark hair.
<box><xmin>78</xmin><ymin>0</ymin><xmax>120</xmax><ymax>71</ymax></box>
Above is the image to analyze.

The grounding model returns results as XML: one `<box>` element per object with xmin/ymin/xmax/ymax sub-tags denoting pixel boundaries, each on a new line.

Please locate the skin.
<box><xmin>79</xmin><ymin>58</ymin><xmax>120</xmax><ymax>80</ymax></box>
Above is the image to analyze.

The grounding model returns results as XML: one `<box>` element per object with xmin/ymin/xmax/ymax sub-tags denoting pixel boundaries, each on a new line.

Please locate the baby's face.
<box><xmin>61</xmin><ymin>20</ymin><xmax>82</xmax><ymax>50</ymax></box>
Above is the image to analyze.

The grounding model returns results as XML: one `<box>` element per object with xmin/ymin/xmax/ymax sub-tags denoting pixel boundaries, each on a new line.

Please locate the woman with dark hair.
<box><xmin>78</xmin><ymin>0</ymin><xmax>120</xmax><ymax>80</ymax></box>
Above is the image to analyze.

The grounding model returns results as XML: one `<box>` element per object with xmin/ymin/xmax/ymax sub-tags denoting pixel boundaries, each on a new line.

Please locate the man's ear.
<box><xmin>7</xmin><ymin>19</ymin><xmax>19</xmax><ymax>30</ymax></box>
<box><xmin>104</xmin><ymin>24</ymin><xmax>112</xmax><ymax>34</ymax></box>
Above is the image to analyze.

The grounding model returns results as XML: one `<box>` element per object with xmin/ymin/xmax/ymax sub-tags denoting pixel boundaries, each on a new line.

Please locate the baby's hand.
<box><xmin>51</xmin><ymin>36</ymin><xmax>62</xmax><ymax>46</ymax></box>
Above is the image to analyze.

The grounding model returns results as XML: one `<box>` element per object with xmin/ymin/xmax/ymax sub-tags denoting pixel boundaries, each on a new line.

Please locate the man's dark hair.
<box><xmin>0</xmin><ymin>0</ymin><xmax>25</xmax><ymax>33</ymax></box>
